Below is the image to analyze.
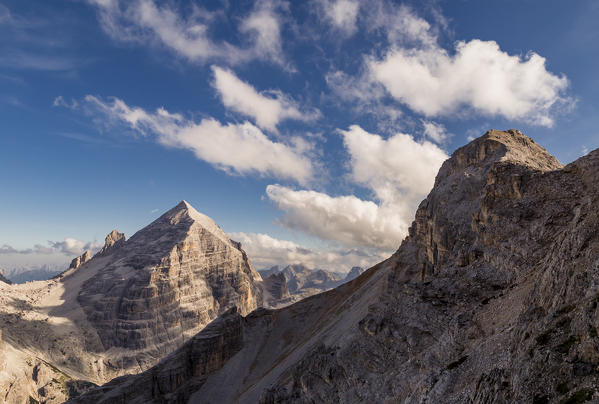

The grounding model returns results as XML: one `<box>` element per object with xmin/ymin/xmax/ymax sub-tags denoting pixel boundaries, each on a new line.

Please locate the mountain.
<box><xmin>0</xmin><ymin>200</ymin><xmax>263</xmax><ymax>403</ymax></box>
<box><xmin>2</xmin><ymin>264</ymin><xmax>63</xmax><ymax>284</ymax></box>
<box><xmin>344</xmin><ymin>266</ymin><xmax>364</xmax><ymax>281</ymax></box>
<box><xmin>0</xmin><ymin>267</ymin><xmax>11</xmax><ymax>284</ymax></box>
<box><xmin>73</xmin><ymin>130</ymin><xmax>599</xmax><ymax>404</ymax></box>
<box><xmin>259</xmin><ymin>264</ymin><xmax>358</xmax><ymax>306</ymax></box>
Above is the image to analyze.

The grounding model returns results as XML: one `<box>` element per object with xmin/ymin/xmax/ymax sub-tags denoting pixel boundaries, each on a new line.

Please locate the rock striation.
<box><xmin>77</xmin><ymin>201</ymin><xmax>263</xmax><ymax>366</ymax></box>
<box><xmin>74</xmin><ymin>130</ymin><xmax>599</xmax><ymax>404</ymax></box>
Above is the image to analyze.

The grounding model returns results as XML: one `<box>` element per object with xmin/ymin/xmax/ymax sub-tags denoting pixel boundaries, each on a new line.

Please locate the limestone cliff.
<box><xmin>74</xmin><ymin>130</ymin><xmax>599</xmax><ymax>404</ymax></box>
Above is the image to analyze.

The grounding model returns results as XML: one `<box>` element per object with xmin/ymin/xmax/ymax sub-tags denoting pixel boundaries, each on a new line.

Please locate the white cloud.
<box><xmin>0</xmin><ymin>238</ymin><xmax>101</xmax><ymax>256</ymax></box>
<box><xmin>367</xmin><ymin>2</ymin><xmax>438</xmax><ymax>47</ymax></box>
<box><xmin>211</xmin><ymin>66</ymin><xmax>319</xmax><ymax>132</ymax></box>
<box><xmin>341</xmin><ymin>125</ymin><xmax>448</xmax><ymax>200</ymax></box>
<box><xmin>49</xmin><ymin>238</ymin><xmax>102</xmax><ymax>256</ymax></box>
<box><xmin>369</xmin><ymin>39</ymin><xmax>570</xmax><ymax>126</ymax></box>
<box><xmin>230</xmin><ymin>231</ymin><xmax>387</xmax><ymax>271</ymax></box>
<box><xmin>84</xmin><ymin>95</ymin><xmax>314</xmax><ymax>184</ymax></box>
<box><xmin>317</xmin><ymin>0</ymin><xmax>360</xmax><ymax>36</ymax></box>
<box><xmin>266</xmin><ymin>126</ymin><xmax>448</xmax><ymax>249</ymax></box>
<box><xmin>422</xmin><ymin>120</ymin><xmax>450</xmax><ymax>143</ymax></box>
<box><xmin>266</xmin><ymin>184</ymin><xmax>405</xmax><ymax>249</ymax></box>
<box><xmin>87</xmin><ymin>0</ymin><xmax>287</xmax><ymax>66</ymax></box>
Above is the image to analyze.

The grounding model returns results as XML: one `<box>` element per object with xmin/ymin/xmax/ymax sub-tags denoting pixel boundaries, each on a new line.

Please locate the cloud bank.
<box><xmin>230</xmin><ymin>231</ymin><xmax>387</xmax><ymax>271</ymax></box>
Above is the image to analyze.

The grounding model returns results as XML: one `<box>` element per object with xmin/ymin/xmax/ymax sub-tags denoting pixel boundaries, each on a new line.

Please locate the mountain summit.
<box><xmin>74</xmin><ymin>130</ymin><xmax>599</xmax><ymax>403</ymax></box>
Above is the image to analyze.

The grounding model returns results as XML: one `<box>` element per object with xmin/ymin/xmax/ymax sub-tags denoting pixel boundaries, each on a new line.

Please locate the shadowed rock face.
<box><xmin>77</xmin><ymin>201</ymin><xmax>263</xmax><ymax>365</ymax></box>
<box><xmin>73</xmin><ymin>130</ymin><xmax>599</xmax><ymax>404</ymax></box>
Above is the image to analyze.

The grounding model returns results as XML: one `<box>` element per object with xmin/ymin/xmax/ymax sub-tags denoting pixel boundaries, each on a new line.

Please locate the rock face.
<box><xmin>75</xmin><ymin>130</ymin><xmax>599</xmax><ymax>404</ymax></box>
<box><xmin>262</xmin><ymin>272</ymin><xmax>290</xmax><ymax>305</ymax></box>
<box><xmin>96</xmin><ymin>230</ymin><xmax>126</xmax><ymax>256</ymax></box>
<box><xmin>0</xmin><ymin>200</ymin><xmax>263</xmax><ymax>403</ymax></box>
<box><xmin>77</xmin><ymin>201</ymin><xmax>263</xmax><ymax>366</ymax></box>
<box><xmin>69</xmin><ymin>251</ymin><xmax>92</xmax><ymax>270</ymax></box>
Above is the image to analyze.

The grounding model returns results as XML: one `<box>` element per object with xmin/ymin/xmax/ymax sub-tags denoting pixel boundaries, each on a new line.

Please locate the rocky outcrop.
<box><xmin>74</xmin><ymin>130</ymin><xmax>599</xmax><ymax>404</ymax></box>
<box><xmin>95</xmin><ymin>230</ymin><xmax>126</xmax><ymax>257</ymax></box>
<box><xmin>69</xmin><ymin>251</ymin><xmax>92</xmax><ymax>270</ymax></box>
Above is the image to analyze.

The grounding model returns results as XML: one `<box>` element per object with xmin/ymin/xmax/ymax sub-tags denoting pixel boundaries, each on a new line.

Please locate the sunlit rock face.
<box><xmin>75</xmin><ymin>130</ymin><xmax>599</xmax><ymax>404</ymax></box>
<box><xmin>77</xmin><ymin>201</ymin><xmax>263</xmax><ymax>363</ymax></box>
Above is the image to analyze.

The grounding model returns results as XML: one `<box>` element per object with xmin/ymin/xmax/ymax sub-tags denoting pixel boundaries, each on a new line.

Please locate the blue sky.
<box><xmin>1</xmin><ymin>0</ymin><xmax>597</xmax><ymax>272</ymax></box>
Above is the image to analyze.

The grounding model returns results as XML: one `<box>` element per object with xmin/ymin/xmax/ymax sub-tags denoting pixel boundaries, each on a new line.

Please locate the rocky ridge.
<box><xmin>69</xmin><ymin>251</ymin><xmax>91</xmax><ymax>270</ymax></box>
<box><xmin>73</xmin><ymin>130</ymin><xmax>599</xmax><ymax>404</ymax></box>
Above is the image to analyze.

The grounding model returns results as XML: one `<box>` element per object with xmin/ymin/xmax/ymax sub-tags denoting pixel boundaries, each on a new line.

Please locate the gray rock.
<box><xmin>73</xmin><ymin>130</ymin><xmax>599</xmax><ymax>404</ymax></box>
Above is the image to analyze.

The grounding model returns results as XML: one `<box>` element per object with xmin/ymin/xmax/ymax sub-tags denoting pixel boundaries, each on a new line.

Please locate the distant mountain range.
<box><xmin>259</xmin><ymin>264</ymin><xmax>364</xmax><ymax>306</ymax></box>
<box><xmin>1</xmin><ymin>264</ymin><xmax>63</xmax><ymax>283</ymax></box>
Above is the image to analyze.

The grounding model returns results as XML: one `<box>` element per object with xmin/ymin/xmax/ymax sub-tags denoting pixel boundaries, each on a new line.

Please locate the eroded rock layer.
<box><xmin>74</xmin><ymin>130</ymin><xmax>599</xmax><ymax>404</ymax></box>
<box><xmin>77</xmin><ymin>201</ymin><xmax>263</xmax><ymax>364</ymax></box>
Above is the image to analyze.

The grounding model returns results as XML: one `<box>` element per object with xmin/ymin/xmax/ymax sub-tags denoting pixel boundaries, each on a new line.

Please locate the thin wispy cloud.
<box><xmin>87</xmin><ymin>0</ymin><xmax>290</xmax><ymax>67</ymax></box>
<box><xmin>1</xmin><ymin>238</ymin><xmax>101</xmax><ymax>256</ymax></box>
<box><xmin>211</xmin><ymin>66</ymin><xmax>320</xmax><ymax>132</ymax></box>
<box><xmin>83</xmin><ymin>95</ymin><xmax>315</xmax><ymax>184</ymax></box>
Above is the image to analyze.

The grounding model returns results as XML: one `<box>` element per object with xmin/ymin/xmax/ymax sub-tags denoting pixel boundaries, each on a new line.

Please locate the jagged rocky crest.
<box><xmin>73</xmin><ymin>130</ymin><xmax>599</xmax><ymax>404</ymax></box>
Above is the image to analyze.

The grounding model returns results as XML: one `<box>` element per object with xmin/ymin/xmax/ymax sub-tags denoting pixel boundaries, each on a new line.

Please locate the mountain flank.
<box><xmin>73</xmin><ymin>130</ymin><xmax>599</xmax><ymax>404</ymax></box>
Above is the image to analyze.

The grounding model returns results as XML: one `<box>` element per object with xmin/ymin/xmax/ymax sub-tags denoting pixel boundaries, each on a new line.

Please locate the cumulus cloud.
<box><xmin>325</xmin><ymin>5</ymin><xmax>571</xmax><ymax>127</ymax></box>
<box><xmin>316</xmin><ymin>0</ymin><xmax>360</xmax><ymax>36</ymax></box>
<box><xmin>0</xmin><ymin>238</ymin><xmax>101</xmax><ymax>256</ymax></box>
<box><xmin>266</xmin><ymin>184</ymin><xmax>404</xmax><ymax>249</ymax></box>
<box><xmin>230</xmin><ymin>231</ymin><xmax>387</xmax><ymax>271</ymax></box>
<box><xmin>49</xmin><ymin>238</ymin><xmax>102</xmax><ymax>256</ymax></box>
<box><xmin>266</xmin><ymin>126</ymin><xmax>448</xmax><ymax>249</ymax></box>
<box><xmin>341</xmin><ymin>125</ymin><xmax>448</xmax><ymax>200</ymax></box>
<box><xmin>211</xmin><ymin>66</ymin><xmax>319</xmax><ymax>132</ymax></box>
<box><xmin>84</xmin><ymin>95</ymin><xmax>314</xmax><ymax>184</ymax></box>
<box><xmin>87</xmin><ymin>0</ymin><xmax>287</xmax><ymax>66</ymax></box>
<box><xmin>369</xmin><ymin>39</ymin><xmax>570</xmax><ymax>126</ymax></box>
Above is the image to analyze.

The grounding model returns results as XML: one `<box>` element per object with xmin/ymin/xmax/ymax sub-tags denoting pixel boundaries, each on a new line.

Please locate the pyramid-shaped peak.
<box><xmin>160</xmin><ymin>200</ymin><xmax>231</xmax><ymax>244</ymax></box>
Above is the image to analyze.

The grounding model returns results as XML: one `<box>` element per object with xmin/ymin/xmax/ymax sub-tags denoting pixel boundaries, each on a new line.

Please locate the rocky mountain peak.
<box><xmin>75</xmin><ymin>199</ymin><xmax>263</xmax><ymax>365</ymax></box>
<box><xmin>68</xmin><ymin>250</ymin><xmax>91</xmax><ymax>270</ymax></box>
<box><xmin>95</xmin><ymin>229</ymin><xmax>126</xmax><ymax>257</ymax></box>
<box><xmin>435</xmin><ymin>129</ymin><xmax>562</xmax><ymax>186</ymax></box>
